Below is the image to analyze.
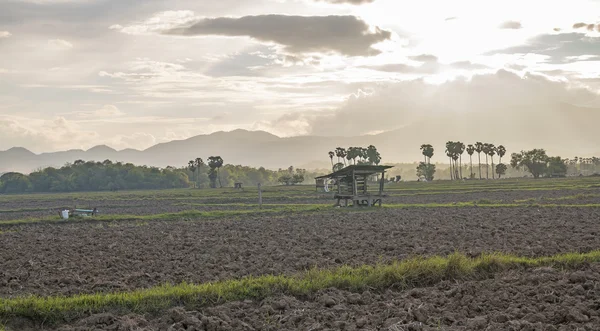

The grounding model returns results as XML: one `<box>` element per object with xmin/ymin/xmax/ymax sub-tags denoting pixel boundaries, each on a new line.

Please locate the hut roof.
<box><xmin>315</xmin><ymin>165</ymin><xmax>393</xmax><ymax>179</ymax></box>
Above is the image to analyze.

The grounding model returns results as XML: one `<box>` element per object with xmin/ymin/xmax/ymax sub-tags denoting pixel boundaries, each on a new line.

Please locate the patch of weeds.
<box><xmin>3</xmin><ymin>250</ymin><xmax>600</xmax><ymax>325</ymax></box>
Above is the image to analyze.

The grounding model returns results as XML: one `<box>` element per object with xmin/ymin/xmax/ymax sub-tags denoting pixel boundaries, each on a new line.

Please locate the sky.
<box><xmin>1</xmin><ymin>0</ymin><xmax>599</xmax><ymax>153</ymax></box>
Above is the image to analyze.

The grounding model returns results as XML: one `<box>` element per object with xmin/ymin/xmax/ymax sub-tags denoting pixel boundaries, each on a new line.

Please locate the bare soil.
<box><xmin>0</xmin><ymin>187</ymin><xmax>598</xmax><ymax>221</ymax></box>
<box><xmin>11</xmin><ymin>264</ymin><xmax>600</xmax><ymax>330</ymax></box>
<box><xmin>2</xmin><ymin>207</ymin><xmax>600</xmax><ymax>298</ymax></box>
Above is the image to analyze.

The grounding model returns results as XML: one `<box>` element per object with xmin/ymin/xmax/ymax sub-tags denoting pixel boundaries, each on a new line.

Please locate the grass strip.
<box><xmin>0</xmin><ymin>205</ymin><xmax>330</xmax><ymax>226</ymax></box>
<box><xmin>1</xmin><ymin>250</ymin><xmax>600</xmax><ymax>325</ymax></box>
<box><xmin>3</xmin><ymin>202</ymin><xmax>600</xmax><ymax>226</ymax></box>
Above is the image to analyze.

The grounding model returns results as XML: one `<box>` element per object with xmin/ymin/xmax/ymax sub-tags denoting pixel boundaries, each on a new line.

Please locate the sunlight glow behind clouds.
<box><xmin>0</xmin><ymin>0</ymin><xmax>599</xmax><ymax>152</ymax></box>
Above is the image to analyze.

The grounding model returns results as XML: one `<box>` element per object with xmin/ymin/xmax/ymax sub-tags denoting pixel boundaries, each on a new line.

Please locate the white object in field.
<box><xmin>324</xmin><ymin>180</ymin><xmax>330</xmax><ymax>192</ymax></box>
<box><xmin>61</xmin><ymin>210</ymin><xmax>69</xmax><ymax>219</ymax></box>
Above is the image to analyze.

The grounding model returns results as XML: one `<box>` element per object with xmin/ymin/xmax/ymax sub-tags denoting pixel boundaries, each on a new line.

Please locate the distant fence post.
<box><xmin>258</xmin><ymin>183</ymin><xmax>263</xmax><ymax>209</ymax></box>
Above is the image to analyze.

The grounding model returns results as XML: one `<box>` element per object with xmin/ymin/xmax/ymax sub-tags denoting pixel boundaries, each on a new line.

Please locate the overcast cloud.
<box><xmin>0</xmin><ymin>0</ymin><xmax>599</xmax><ymax>155</ymax></box>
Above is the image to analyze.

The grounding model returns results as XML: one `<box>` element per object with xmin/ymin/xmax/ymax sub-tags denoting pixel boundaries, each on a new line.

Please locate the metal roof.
<box><xmin>315</xmin><ymin>164</ymin><xmax>394</xmax><ymax>179</ymax></box>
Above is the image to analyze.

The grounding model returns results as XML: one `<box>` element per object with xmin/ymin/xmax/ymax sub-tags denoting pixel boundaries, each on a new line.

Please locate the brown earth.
<box><xmin>2</xmin><ymin>207</ymin><xmax>600</xmax><ymax>298</ymax></box>
<box><xmin>0</xmin><ymin>187</ymin><xmax>598</xmax><ymax>221</ymax></box>
<box><xmin>10</xmin><ymin>264</ymin><xmax>600</xmax><ymax>331</ymax></box>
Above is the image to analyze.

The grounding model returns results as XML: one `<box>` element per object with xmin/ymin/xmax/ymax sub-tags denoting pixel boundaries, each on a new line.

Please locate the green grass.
<box><xmin>0</xmin><ymin>205</ymin><xmax>331</xmax><ymax>226</ymax></box>
<box><xmin>3</xmin><ymin>201</ymin><xmax>600</xmax><ymax>226</ymax></box>
<box><xmin>2</xmin><ymin>250</ymin><xmax>600</xmax><ymax>325</ymax></box>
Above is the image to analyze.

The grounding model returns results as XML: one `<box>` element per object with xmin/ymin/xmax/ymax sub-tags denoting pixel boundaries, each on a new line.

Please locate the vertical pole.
<box><xmin>258</xmin><ymin>183</ymin><xmax>262</xmax><ymax>209</ymax></box>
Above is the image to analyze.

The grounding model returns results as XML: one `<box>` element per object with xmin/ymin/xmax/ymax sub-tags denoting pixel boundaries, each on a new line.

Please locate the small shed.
<box><xmin>315</xmin><ymin>165</ymin><xmax>393</xmax><ymax>207</ymax></box>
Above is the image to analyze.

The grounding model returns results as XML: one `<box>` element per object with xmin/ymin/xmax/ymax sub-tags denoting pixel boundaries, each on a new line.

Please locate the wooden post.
<box><xmin>352</xmin><ymin>170</ymin><xmax>357</xmax><ymax>196</ymax></box>
<box><xmin>258</xmin><ymin>183</ymin><xmax>262</xmax><ymax>209</ymax></box>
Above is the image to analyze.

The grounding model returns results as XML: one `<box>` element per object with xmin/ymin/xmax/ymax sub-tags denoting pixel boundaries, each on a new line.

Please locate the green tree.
<box><xmin>510</xmin><ymin>149</ymin><xmax>549</xmax><ymax>179</ymax></box>
<box><xmin>497</xmin><ymin>145</ymin><xmax>506</xmax><ymax>164</ymax></box>
<box><xmin>416</xmin><ymin>162</ymin><xmax>436</xmax><ymax>181</ymax></box>
<box><xmin>456</xmin><ymin>141</ymin><xmax>465</xmax><ymax>179</ymax></box>
<box><xmin>346</xmin><ymin>147</ymin><xmax>360</xmax><ymax>165</ymax></box>
<box><xmin>188</xmin><ymin>160</ymin><xmax>196</xmax><ymax>187</ymax></box>
<box><xmin>366</xmin><ymin>145</ymin><xmax>382</xmax><ymax>165</ymax></box>
<box><xmin>488</xmin><ymin>144</ymin><xmax>496</xmax><ymax>179</ymax></box>
<box><xmin>496</xmin><ymin>163</ymin><xmax>507</xmax><ymax>178</ymax></box>
<box><xmin>207</xmin><ymin>156</ymin><xmax>224</xmax><ymax>188</ymax></box>
<box><xmin>194</xmin><ymin>158</ymin><xmax>204</xmax><ymax>187</ymax></box>
<box><xmin>335</xmin><ymin>147</ymin><xmax>347</xmax><ymax>166</ymax></box>
<box><xmin>445</xmin><ymin>141</ymin><xmax>455</xmax><ymax>180</ymax></box>
<box><xmin>475</xmin><ymin>142</ymin><xmax>484</xmax><ymax>180</ymax></box>
<box><xmin>292</xmin><ymin>168</ymin><xmax>306</xmax><ymax>185</ymax></box>
<box><xmin>0</xmin><ymin>172</ymin><xmax>32</xmax><ymax>193</ymax></box>
<box><xmin>482</xmin><ymin>143</ymin><xmax>492</xmax><ymax>179</ymax></box>
<box><xmin>420</xmin><ymin>144</ymin><xmax>434</xmax><ymax>164</ymax></box>
<box><xmin>466</xmin><ymin>144</ymin><xmax>475</xmax><ymax>179</ymax></box>
<box><xmin>547</xmin><ymin>157</ymin><xmax>568</xmax><ymax>177</ymax></box>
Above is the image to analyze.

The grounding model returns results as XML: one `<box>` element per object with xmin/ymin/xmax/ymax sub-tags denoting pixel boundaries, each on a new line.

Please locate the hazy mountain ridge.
<box><xmin>1</xmin><ymin>104</ymin><xmax>599</xmax><ymax>174</ymax></box>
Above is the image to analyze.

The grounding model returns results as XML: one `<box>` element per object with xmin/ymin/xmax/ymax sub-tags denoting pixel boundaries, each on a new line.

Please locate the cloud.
<box><xmin>361</xmin><ymin>55</ymin><xmax>488</xmax><ymax>74</ymax></box>
<box><xmin>314</xmin><ymin>0</ymin><xmax>375</xmax><ymax>4</ymax></box>
<box><xmin>408</xmin><ymin>54</ymin><xmax>438</xmax><ymax>62</ymax></box>
<box><xmin>75</xmin><ymin>105</ymin><xmax>125</xmax><ymax>118</ymax></box>
<box><xmin>110</xmin><ymin>132</ymin><xmax>157</xmax><ymax>150</ymax></box>
<box><xmin>573</xmin><ymin>22</ymin><xmax>600</xmax><ymax>32</ymax></box>
<box><xmin>48</xmin><ymin>39</ymin><xmax>73</xmax><ymax>49</ymax></box>
<box><xmin>261</xmin><ymin>69</ymin><xmax>600</xmax><ymax>138</ymax></box>
<box><xmin>0</xmin><ymin>116</ymin><xmax>100</xmax><ymax>153</ymax></box>
<box><xmin>0</xmin><ymin>31</ymin><xmax>11</xmax><ymax>38</ymax></box>
<box><xmin>499</xmin><ymin>21</ymin><xmax>522</xmax><ymax>29</ymax></box>
<box><xmin>118</xmin><ymin>13</ymin><xmax>392</xmax><ymax>57</ymax></box>
<box><xmin>487</xmin><ymin>33</ymin><xmax>600</xmax><ymax>63</ymax></box>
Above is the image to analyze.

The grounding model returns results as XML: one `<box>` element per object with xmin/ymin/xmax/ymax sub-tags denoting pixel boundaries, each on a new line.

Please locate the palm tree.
<box><xmin>456</xmin><ymin>142</ymin><xmax>465</xmax><ymax>179</ymax></box>
<box><xmin>335</xmin><ymin>147</ymin><xmax>347</xmax><ymax>166</ymax></box>
<box><xmin>466</xmin><ymin>144</ymin><xmax>475</xmax><ymax>179</ymax></box>
<box><xmin>346</xmin><ymin>147</ymin><xmax>359</xmax><ymax>165</ymax></box>
<box><xmin>188</xmin><ymin>160</ymin><xmax>196</xmax><ymax>188</ymax></box>
<box><xmin>475</xmin><ymin>142</ymin><xmax>484</xmax><ymax>180</ymax></box>
<box><xmin>328</xmin><ymin>151</ymin><xmax>335</xmax><ymax>169</ymax></box>
<box><xmin>366</xmin><ymin>145</ymin><xmax>381</xmax><ymax>165</ymax></box>
<box><xmin>207</xmin><ymin>156</ymin><xmax>224</xmax><ymax>188</ymax></box>
<box><xmin>488</xmin><ymin>144</ymin><xmax>496</xmax><ymax>179</ymax></box>
<box><xmin>194</xmin><ymin>158</ymin><xmax>204</xmax><ymax>187</ymax></box>
<box><xmin>497</xmin><ymin>145</ymin><xmax>506</xmax><ymax>164</ymax></box>
<box><xmin>420</xmin><ymin>144</ymin><xmax>434</xmax><ymax>164</ymax></box>
<box><xmin>445</xmin><ymin>141</ymin><xmax>455</xmax><ymax>180</ymax></box>
<box><xmin>482</xmin><ymin>143</ymin><xmax>490</xmax><ymax>179</ymax></box>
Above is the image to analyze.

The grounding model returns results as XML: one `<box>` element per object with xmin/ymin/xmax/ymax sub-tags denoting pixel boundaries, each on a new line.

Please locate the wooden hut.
<box><xmin>315</xmin><ymin>165</ymin><xmax>393</xmax><ymax>207</ymax></box>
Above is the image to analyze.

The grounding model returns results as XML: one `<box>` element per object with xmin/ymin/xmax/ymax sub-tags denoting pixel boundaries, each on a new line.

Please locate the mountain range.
<box><xmin>1</xmin><ymin>102</ymin><xmax>599</xmax><ymax>174</ymax></box>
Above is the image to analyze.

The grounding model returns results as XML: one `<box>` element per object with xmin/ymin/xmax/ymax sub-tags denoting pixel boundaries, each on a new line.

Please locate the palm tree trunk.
<box><xmin>459</xmin><ymin>155</ymin><xmax>463</xmax><ymax>179</ymax></box>
<box><xmin>455</xmin><ymin>160</ymin><xmax>459</xmax><ymax>180</ymax></box>
<box><xmin>469</xmin><ymin>155</ymin><xmax>473</xmax><ymax>179</ymax></box>
<box><xmin>491</xmin><ymin>157</ymin><xmax>495</xmax><ymax>180</ymax></box>
<box><xmin>449</xmin><ymin>157</ymin><xmax>453</xmax><ymax>180</ymax></box>
<box><xmin>478</xmin><ymin>153</ymin><xmax>482</xmax><ymax>180</ymax></box>
<box><xmin>484</xmin><ymin>155</ymin><xmax>488</xmax><ymax>179</ymax></box>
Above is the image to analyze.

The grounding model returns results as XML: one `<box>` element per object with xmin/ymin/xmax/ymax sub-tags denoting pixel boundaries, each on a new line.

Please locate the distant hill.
<box><xmin>1</xmin><ymin>101</ymin><xmax>599</xmax><ymax>174</ymax></box>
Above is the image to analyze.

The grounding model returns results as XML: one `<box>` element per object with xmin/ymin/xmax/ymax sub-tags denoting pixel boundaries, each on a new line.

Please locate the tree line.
<box><xmin>416</xmin><ymin>142</ymin><xmax>508</xmax><ymax>181</ymax></box>
<box><xmin>327</xmin><ymin>146</ymin><xmax>382</xmax><ymax>171</ymax></box>
<box><xmin>0</xmin><ymin>160</ymin><xmax>190</xmax><ymax>194</ymax></box>
<box><xmin>0</xmin><ymin>159</ymin><xmax>320</xmax><ymax>194</ymax></box>
<box><xmin>415</xmin><ymin>142</ymin><xmax>578</xmax><ymax>181</ymax></box>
